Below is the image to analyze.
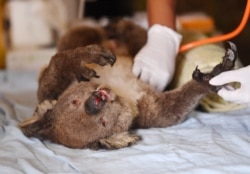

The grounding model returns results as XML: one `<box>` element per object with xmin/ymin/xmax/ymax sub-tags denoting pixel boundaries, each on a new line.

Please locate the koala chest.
<box><xmin>87</xmin><ymin>56</ymin><xmax>146</xmax><ymax>117</ymax></box>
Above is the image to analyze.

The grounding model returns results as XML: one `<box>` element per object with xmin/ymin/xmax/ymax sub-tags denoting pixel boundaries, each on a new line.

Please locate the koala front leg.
<box><xmin>38</xmin><ymin>44</ymin><xmax>116</xmax><ymax>102</ymax></box>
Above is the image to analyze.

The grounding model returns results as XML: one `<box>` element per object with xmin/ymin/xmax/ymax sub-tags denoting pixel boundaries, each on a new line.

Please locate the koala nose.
<box><xmin>85</xmin><ymin>89</ymin><xmax>109</xmax><ymax>115</ymax></box>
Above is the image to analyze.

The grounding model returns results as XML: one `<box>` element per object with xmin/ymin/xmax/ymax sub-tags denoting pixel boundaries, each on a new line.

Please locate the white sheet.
<box><xmin>0</xmin><ymin>70</ymin><xmax>250</xmax><ymax>174</ymax></box>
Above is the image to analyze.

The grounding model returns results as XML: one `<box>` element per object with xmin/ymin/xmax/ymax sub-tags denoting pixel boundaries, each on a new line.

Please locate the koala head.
<box><xmin>20</xmin><ymin>82</ymin><xmax>133</xmax><ymax>149</ymax></box>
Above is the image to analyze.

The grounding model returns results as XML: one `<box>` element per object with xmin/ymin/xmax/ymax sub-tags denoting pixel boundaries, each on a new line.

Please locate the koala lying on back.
<box><xmin>19</xmin><ymin>19</ymin><xmax>237</xmax><ymax>150</ymax></box>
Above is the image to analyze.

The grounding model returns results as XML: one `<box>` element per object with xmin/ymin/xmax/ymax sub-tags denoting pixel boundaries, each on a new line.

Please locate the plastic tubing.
<box><xmin>179</xmin><ymin>0</ymin><xmax>250</xmax><ymax>53</ymax></box>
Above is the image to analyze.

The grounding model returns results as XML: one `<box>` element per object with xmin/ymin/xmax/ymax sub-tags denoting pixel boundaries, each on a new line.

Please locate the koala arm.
<box><xmin>37</xmin><ymin>45</ymin><xmax>116</xmax><ymax>103</ymax></box>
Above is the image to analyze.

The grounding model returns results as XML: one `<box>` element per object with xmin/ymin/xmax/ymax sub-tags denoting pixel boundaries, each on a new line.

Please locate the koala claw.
<box><xmin>76</xmin><ymin>68</ymin><xmax>100</xmax><ymax>82</ymax></box>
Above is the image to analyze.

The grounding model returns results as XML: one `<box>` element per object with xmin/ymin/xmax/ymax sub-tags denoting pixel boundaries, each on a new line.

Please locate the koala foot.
<box><xmin>192</xmin><ymin>41</ymin><xmax>237</xmax><ymax>92</ymax></box>
<box><xmin>98</xmin><ymin>132</ymin><xmax>141</xmax><ymax>150</ymax></box>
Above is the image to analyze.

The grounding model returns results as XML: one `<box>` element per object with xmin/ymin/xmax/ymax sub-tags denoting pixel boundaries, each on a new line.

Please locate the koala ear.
<box><xmin>19</xmin><ymin>110</ymin><xmax>54</xmax><ymax>139</ymax></box>
<box><xmin>71</xmin><ymin>98</ymin><xmax>82</xmax><ymax>107</ymax></box>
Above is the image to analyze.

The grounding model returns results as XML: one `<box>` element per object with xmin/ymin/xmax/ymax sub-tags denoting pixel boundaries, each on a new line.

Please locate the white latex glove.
<box><xmin>132</xmin><ymin>24</ymin><xmax>182</xmax><ymax>92</ymax></box>
<box><xmin>209</xmin><ymin>65</ymin><xmax>250</xmax><ymax>105</ymax></box>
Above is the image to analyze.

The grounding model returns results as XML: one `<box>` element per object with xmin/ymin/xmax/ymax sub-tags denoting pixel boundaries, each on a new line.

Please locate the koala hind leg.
<box><xmin>136</xmin><ymin>42</ymin><xmax>238</xmax><ymax>128</ymax></box>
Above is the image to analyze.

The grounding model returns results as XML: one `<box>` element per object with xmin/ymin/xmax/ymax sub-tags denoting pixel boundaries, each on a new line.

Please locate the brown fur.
<box><xmin>19</xmin><ymin>19</ymin><xmax>237</xmax><ymax>150</ymax></box>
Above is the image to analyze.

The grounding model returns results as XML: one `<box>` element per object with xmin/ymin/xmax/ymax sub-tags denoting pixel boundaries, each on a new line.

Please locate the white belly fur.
<box><xmin>87</xmin><ymin>56</ymin><xmax>147</xmax><ymax>116</ymax></box>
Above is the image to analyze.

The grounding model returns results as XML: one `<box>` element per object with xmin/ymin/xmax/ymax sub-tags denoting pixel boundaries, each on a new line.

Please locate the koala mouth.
<box><xmin>94</xmin><ymin>88</ymin><xmax>110</xmax><ymax>105</ymax></box>
<box><xmin>85</xmin><ymin>88</ymin><xmax>110</xmax><ymax>115</ymax></box>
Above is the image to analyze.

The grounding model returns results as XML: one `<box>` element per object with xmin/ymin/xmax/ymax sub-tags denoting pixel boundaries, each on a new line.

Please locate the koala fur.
<box><xmin>19</xmin><ymin>19</ymin><xmax>237</xmax><ymax>150</ymax></box>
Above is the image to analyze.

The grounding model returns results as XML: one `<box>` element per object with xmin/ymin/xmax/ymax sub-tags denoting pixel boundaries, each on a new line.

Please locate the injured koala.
<box><xmin>19</xmin><ymin>20</ymin><xmax>237</xmax><ymax>150</ymax></box>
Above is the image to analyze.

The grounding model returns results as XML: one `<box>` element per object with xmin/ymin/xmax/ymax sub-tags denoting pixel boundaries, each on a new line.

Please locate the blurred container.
<box><xmin>6</xmin><ymin>48</ymin><xmax>56</xmax><ymax>72</ymax></box>
<box><xmin>0</xmin><ymin>0</ymin><xmax>7</xmax><ymax>69</ymax></box>
<box><xmin>7</xmin><ymin>0</ymin><xmax>53</xmax><ymax>49</ymax></box>
<box><xmin>178</xmin><ymin>12</ymin><xmax>215</xmax><ymax>34</ymax></box>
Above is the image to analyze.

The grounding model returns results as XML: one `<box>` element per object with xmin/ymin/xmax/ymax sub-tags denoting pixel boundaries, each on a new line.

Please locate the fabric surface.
<box><xmin>0</xmin><ymin>70</ymin><xmax>250</xmax><ymax>174</ymax></box>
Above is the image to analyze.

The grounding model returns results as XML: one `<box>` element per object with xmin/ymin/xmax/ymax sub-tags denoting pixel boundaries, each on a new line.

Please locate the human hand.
<box><xmin>209</xmin><ymin>65</ymin><xmax>250</xmax><ymax>105</ymax></box>
<box><xmin>132</xmin><ymin>24</ymin><xmax>182</xmax><ymax>92</ymax></box>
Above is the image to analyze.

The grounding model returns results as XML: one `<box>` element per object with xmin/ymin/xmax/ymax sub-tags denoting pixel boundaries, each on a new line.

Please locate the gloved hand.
<box><xmin>209</xmin><ymin>65</ymin><xmax>250</xmax><ymax>105</ymax></box>
<box><xmin>132</xmin><ymin>24</ymin><xmax>182</xmax><ymax>92</ymax></box>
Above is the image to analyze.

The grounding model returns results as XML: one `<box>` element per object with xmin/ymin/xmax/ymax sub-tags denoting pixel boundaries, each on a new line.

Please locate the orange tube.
<box><xmin>179</xmin><ymin>0</ymin><xmax>250</xmax><ymax>53</ymax></box>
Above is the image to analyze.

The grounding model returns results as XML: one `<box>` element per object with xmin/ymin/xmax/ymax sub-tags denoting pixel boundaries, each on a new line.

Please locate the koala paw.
<box><xmin>192</xmin><ymin>41</ymin><xmax>237</xmax><ymax>92</ymax></box>
<box><xmin>74</xmin><ymin>44</ymin><xmax>116</xmax><ymax>82</ymax></box>
<box><xmin>76</xmin><ymin>44</ymin><xmax>116</xmax><ymax>66</ymax></box>
<box><xmin>98</xmin><ymin>132</ymin><xmax>141</xmax><ymax>150</ymax></box>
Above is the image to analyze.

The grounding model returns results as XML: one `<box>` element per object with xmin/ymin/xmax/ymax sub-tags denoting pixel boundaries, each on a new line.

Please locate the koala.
<box><xmin>19</xmin><ymin>19</ymin><xmax>237</xmax><ymax>150</ymax></box>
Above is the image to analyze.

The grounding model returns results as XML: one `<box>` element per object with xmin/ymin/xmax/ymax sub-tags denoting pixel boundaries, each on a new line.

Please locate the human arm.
<box><xmin>209</xmin><ymin>65</ymin><xmax>250</xmax><ymax>105</ymax></box>
<box><xmin>132</xmin><ymin>0</ymin><xmax>182</xmax><ymax>92</ymax></box>
<box><xmin>147</xmin><ymin>0</ymin><xmax>176</xmax><ymax>29</ymax></box>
